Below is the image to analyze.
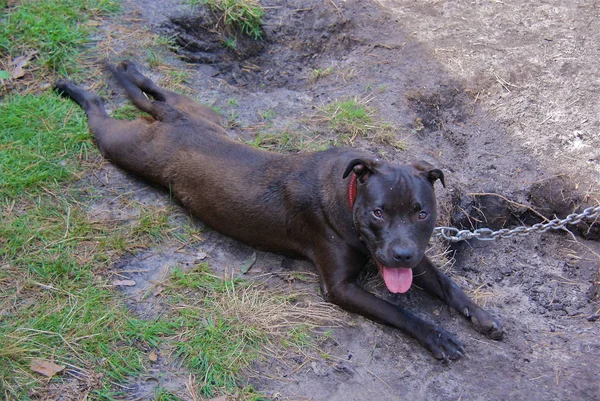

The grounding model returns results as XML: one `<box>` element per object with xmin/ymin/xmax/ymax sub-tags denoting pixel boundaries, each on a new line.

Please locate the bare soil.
<box><xmin>91</xmin><ymin>0</ymin><xmax>600</xmax><ymax>400</ymax></box>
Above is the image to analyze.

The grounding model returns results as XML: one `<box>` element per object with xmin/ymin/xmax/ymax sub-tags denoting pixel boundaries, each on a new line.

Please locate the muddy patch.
<box><xmin>165</xmin><ymin>3</ymin><xmax>357</xmax><ymax>90</ymax></box>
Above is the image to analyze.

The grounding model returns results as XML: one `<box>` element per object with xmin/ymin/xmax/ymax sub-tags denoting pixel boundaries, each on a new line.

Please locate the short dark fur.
<box><xmin>55</xmin><ymin>61</ymin><xmax>503</xmax><ymax>360</ymax></box>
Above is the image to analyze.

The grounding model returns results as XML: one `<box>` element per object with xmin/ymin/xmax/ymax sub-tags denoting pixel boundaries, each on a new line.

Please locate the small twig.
<box><xmin>367</xmin><ymin>369</ymin><xmax>393</xmax><ymax>390</ymax></box>
<box><xmin>493</xmin><ymin>71</ymin><xmax>518</xmax><ymax>92</ymax></box>
<box><xmin>470</xmin><ymin>336</ymin><xmax>504</xmax><ymax>350</ymax></box>
<box><xmin>328</xmin><ymin>0</ymin><xmax>341</xmax><ymax>12</ymax></box>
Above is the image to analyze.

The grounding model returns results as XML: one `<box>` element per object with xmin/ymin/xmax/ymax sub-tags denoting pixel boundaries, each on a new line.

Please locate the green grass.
<box><xmin>0</xmin><ymin>168</ymin><xmax>200</xmax><ymax>399</ymax></box>
<box><xmin>111</xmin><ymin>102</ymin><xmax>145</xmax><ymax>121</ymax></box>
<box><xmin>0</xmin><ymin>1</ymin><xmax>176</xmax><ymax>397</ymax></box>
<box><xmin>152</xmin><ymin>33</ymin><xmax>178</xmax><ymax>50</ymax></box>
<box><xmin>165</xmin><ymin>69</ymin><xmax>191</xmax><ymax>87</ymax></box>
<box><xmin>259</xmin><ymin>108</ymin><xmax>276</xmax><ymax>120</ymax></box>
<box><xmin>210</xmin><ymin>0</ymin><xmax>264</xmax><ymax>39</ymax></box>
<box><xmin>310</xmin><ymin>67</ymin><xmax>335</xmax><ymax>82</ymax></box>
<box><xmin>321</xmin><ymin>98</ymin><xmax>406</xmax><ymax>149</ymax></box>
<box><xmin>325</xmin><ymin>98</ymin><xmax>373</xmax><ymax>138</ymax></box>
<box><xmin>0</xmin><ymin>93</ymin><xmax>93</xmax><ymax>199</ymax></box>
<box><xmin>0</xmin><ymin>0</ymin><xmax>119</xmax><ymax>74</ymax></box>
<box><xmin>188</xmin><ymin>0</ymin><xmax>264</xmax><ymax>39</ymax></box>
<box><xmin>146</xmin><ymin>48</ymin><xmax>165</xmax><ymax>68</ymax></box>
<box><xmin>132</xmin><ymin>205</ymin><xmax>174</xmax><ymax>242</ymax></box>
<box><xmin>223</xmin><ymin>36</ymin><xmax>238</xmax><ymax>50</ymax></box>
<box><xmin>0</xmin><ymin>186</ymin><xmax>179</xmax><ymax>399</ymax></box>
<box><xmin>155</xmin><ymin>388</ymin><xmax>184</xmax><ymax>401</ymax></box>
<box><xmin>167</xmin><ymin>268</ymin><xmax>257</xmax><ymax>395</ymax></box>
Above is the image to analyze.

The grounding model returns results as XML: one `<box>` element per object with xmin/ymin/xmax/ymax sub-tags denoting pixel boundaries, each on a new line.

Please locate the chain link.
<box><xmin>433</xmin><ymin>205</ymin><xmax>600</xmax><ymax>242</ymax></box>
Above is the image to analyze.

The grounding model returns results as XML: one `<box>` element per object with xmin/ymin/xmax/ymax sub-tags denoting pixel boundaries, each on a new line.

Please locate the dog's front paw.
<box><xmin>463</xmin><ymin>306</ymin><xmax>504</xmax><ymax>340</ymax></box>
<box><xmin>423</xmin><ymin>327</ymin><xmax>465</xmax><ymax>361</ymax></box>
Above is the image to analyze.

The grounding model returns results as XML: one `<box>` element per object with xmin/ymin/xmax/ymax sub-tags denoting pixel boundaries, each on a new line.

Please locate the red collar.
<box><xmin>347</xmin><ymin>172</ymin><xmax>357</xmax><ymax>209</ymax></box>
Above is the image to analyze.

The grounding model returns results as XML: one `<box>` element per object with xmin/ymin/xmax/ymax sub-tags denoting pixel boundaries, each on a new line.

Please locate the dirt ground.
<box><xmin>89</xmin><ymin>0</ymin><xmax>600</xmax><ymax>400</ymax></box>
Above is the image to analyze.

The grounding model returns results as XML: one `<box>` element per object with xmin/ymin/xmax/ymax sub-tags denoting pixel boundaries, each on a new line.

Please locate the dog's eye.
<box><xmin>373</xmin><ymin>209</ymin><xmax>383</xmax><ymax>218</ymax></box>
<box><xmin>418</xmin><ymin>211</ymin><xmax>428</xmax><ymax>220</ymax></box>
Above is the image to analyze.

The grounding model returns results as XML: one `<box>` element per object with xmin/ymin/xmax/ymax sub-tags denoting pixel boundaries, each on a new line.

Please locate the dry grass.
<box><xmin>164</xmin><ymin>264</ymin><xmax>342</xmax><ymax>397</ymax></box>
<box><xmin>215</xmin><ymin>275</ymin><xmax>341</xmax><ymax>337</ymax></box>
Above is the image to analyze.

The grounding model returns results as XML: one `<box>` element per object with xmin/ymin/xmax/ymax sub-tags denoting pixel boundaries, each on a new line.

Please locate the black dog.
<box><xmin>55</xmin><ymin>61</ymin><xmax>503</xmax><ymax>360</ymax></box>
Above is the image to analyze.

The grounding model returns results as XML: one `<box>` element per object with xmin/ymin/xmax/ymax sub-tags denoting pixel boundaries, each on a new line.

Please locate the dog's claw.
<box><xmin>469</xmin><ymin>308</ymin><xmax>504</xmax><ymax>341</ymax></box>
<box><xmin>480</xmin><ymin>316</ymin><xmax>504</xmax><ymax>340</ymax></box>
<box><xmin>425</xmin><ymin>327</ymin><xmax>464</xmax><ymax>361</ymax></box>
<box><xmin>488</xmin><ymin>320</ymin><xmax>505</xmax><ymax>340</ymax></box>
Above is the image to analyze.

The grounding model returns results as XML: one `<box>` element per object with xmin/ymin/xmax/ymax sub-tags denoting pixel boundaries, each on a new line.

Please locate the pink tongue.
<box><xmin>381</xmin><ymin>266</ymin><xmax>413</xmax><ymax>293</ymax></box>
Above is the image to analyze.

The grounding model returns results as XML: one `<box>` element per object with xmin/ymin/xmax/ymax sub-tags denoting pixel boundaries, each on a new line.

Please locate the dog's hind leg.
<box><xmin>116</xmin><ymin>60</ymin><xmax>176</xmax><ymax>103</ymax></box>
<box><xmin>54</xmin><ymin>81</ymin><xmax>156</xmax><ymax>171</ymax></box>
<box><xmin>55</xmin><ymin>80</ymin><xmax>109</xmax><ymax>120</ymax></box>
<box><xmin>55</xmin><ymin>80</ymin><xmax>115</xmax><ymax>147</ymax></box>
<box><xmin>117</xmin><ymin>60</ymin><xmax>222</xmax><ymax>125</ymax></box>
<box><xmin>104</xmin><ymin>62</ymin><xmax>182</xmax><ymax>123</ymax></box>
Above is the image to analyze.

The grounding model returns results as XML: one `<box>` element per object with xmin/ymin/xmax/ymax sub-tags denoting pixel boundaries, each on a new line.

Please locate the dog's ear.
<box><xmin>413</xmin><ymin>161</ymin><xmax>446</xmax><ymax>188</ymax></box>
<box><xmin>342</xmin><ymin>158</ymin><xmax>380</xmax><ymax>182</ymax></box>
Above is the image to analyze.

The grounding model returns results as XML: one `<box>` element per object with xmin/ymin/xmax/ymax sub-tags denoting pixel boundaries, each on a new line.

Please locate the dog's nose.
<box><xmin>392</xmin><ymin>247</ymin><xmax>414</xmax><ymax>264</ymax></box>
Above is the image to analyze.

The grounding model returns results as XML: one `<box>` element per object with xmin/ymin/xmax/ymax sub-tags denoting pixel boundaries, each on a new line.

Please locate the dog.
<box><xmin>55</xmin><ymin>61</ymin><xmax>503</xmax><ymax>360</ymax></box>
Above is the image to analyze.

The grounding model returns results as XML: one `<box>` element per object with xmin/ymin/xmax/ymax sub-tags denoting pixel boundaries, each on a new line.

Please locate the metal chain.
<box><xmin>433</xmin><ymin>205</ymin><xmax>600</xmax><ymax>242</ymax></box>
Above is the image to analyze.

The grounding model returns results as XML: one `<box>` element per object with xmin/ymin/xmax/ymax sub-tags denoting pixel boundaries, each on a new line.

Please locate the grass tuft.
<box><xmin>319</xmin><ymin>97</ymin><xmax>406</xmax><ymax>149</ymax></box>
<box><xmin>325</xmin><ymin>98</ymin><xmax>372</xmax><ymax>139</ymax></box>
<box><xmin>223</xmin><ymin>36</ymin><xmax>238</xmax><ymax>50</ymax></box>
<box><xmin>310</xmin><ymin>67</ymin><xmax>335</xmax><ymax>82</ymax></box>
<box><xmin>205</xmin><ymin>0</ymin><xmax>265</xmax><ymax>40</ymax></box>
<box><xmin>0</xmin><ymin>0</ymin><xmax>119</xmax><ymax>74</ymax></box>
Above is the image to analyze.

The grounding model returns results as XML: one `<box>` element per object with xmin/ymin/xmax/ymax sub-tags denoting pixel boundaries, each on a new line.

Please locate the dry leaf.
<box><xmin>208</xmin><ymin>396</ymin><xmax>228</xmax><ymax>401</ymax></box>
<box><xmin>10</xmin><ymin>53</ymin><xmax>35</xmax><ymax>79</ymax></box>
<box><xmin>148</xmin><ymin>351</ymin><xmax>158</xmax><ymax>362</ymax></box>
<box><xmin>30</xmin><ymin>359</ymin><xmax>65</xmax><ymax>378</ymax></box>
<box><xmin>112</xmin><ymin>279</ymin><xmax>136</xmax><ymax>286</ymax></box>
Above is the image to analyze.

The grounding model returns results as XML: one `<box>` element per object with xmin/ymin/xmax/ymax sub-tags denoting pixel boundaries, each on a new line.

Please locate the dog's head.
<box><xmin>343</xmin><ymin>158</ymin><xmax>445</xmax><ymax>294</ymax></box>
